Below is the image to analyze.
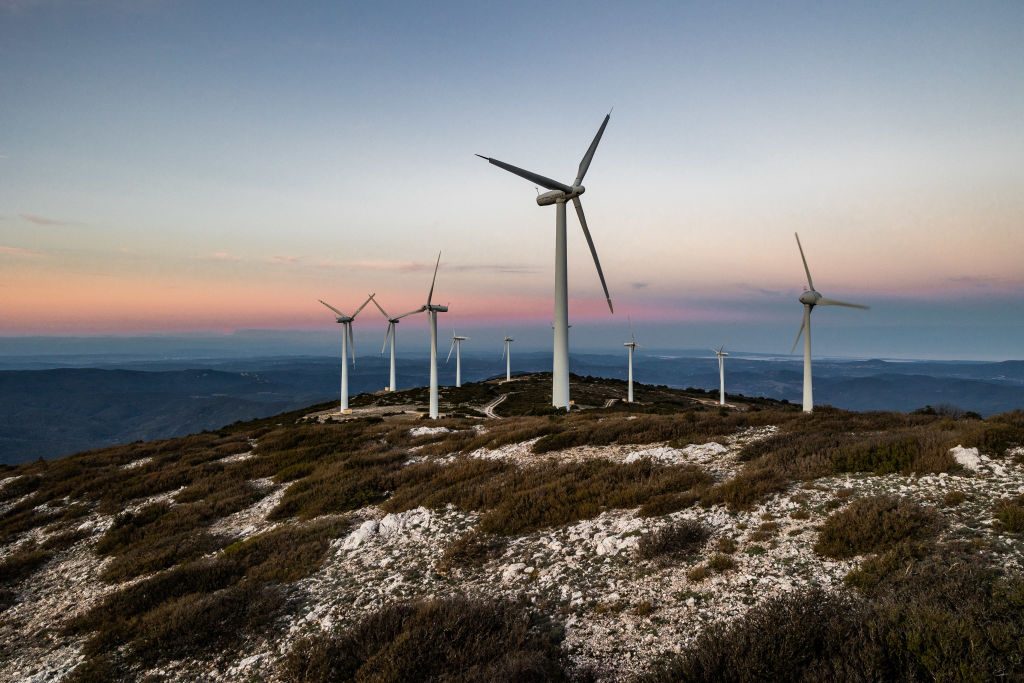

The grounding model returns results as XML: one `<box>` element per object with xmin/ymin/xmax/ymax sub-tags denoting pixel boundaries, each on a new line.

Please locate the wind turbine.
<box><xmin>478</xmin><ymin>112</ymin><xmax>614</xmax><ymax>410</ymax></box>
<box><xmin>711</xmin><ymin>344</ymin><xmax>728</xmax><ymax>406</ymax></box>
<box><xmin>624</xmin><ymin>317</ymin><xmax>641</xmax><ymax>403</ymax></box>
<box><xmin>407</xmin><ymin>252</ymin><xmax>447</xmax><ymax>419</ymax></box>
<box><xmin>445</xmin><ymin>324</ymin><xmax>469</xmax><ymax>388</ymax></box>
<box><xmin>502</xmin><ymin>334</ymin><xmax>514</xmax><ymax>382</ymax></box>
<box><xmin>791</xmin><ymin>233</ymin><xmax>869</xmax><ymax>413</ymax></box>
<box><xmin>318</xmin><ymin>294</ymin><xmax>374</xmax><ymax>413</ymax></box>
<box><xmin>370</xmin><ymin>297</ymin><xmax>423</xmax><ymax>392</ymax></box>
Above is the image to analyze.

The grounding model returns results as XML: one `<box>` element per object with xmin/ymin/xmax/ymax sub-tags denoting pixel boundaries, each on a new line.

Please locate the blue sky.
<box><xmin>1</xmin><ymin>0</ymin><xmax>1022</xmax><ymax>359</ymax></box>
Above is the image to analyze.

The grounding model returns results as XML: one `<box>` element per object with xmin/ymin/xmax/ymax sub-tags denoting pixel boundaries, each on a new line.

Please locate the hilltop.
<box><xmin>2</xmin><ymin>374</ymin><xmax>1024</xmax><ymax>681</ymax></box>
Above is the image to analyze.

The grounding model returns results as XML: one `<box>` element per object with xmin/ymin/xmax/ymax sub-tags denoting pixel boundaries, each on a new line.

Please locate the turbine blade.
<box><xmin>352</xmin><ymin>293</ymin><xmax>375</xmax><ymax>319</ymax></box>
<box><xmin>370</xmin><ymin>296</ymin><xmax>389</xmax><ymax>319</ymax></box>
<box><xmin>794</xmin><ymin>233</ymin><xmax>814</xmax><ymax>291</ymax></box>
<box><xmin>629</xmin><ymin>314</ymin><xmax>635</xmax><ymax>343</ymax></box>
<box><xmin>573</xmin><ymin>197</ymin><xmax>613</xmax><ymax>313</ymax></box>
<box><xmin>445</xmin><ymin>338</ymin><xmax>455</xmax><ymax>365</ymax></box>
<box><xmin>382</xmin><ymin>322</ymin><xmax>392</xmax><ymax>355</ymax></box>
<box><xmin>319</xmin><ymin>299</ymin><xmax>347</xmax><ymax>318</ymax></box>
<box><xmin>501</xmin><ymin>342</ymin><xmax>506</xmax><ymax>360</ymax></box>
<box><xmin>818</xmin><ymin>298</ymin><xmax>870</xmax><ymax>310</ymax></box>
<box><xmin>574</xmin><ymin>112</ymin><xmax>611</xmax><ymax>186</ymax></box>
<box><xmin>427</xmin><ymin>251</ymin><xmax>441</xmax><ymax>307</ymax></box>
<box><xmin>475</xmin><ymin>155</ymin><xmax>573</xmax><ymax>194</ymax></box>
<box><xmin>348</xmin><ymin>324</ymin><xmax>356</xmax><ymax>365</ymax></box>
<box><xmin>791</xmin><ymin>317</ymin><xmax>806</xmax><ymax>354</ymax></box>
<box><xmin>396</xmin><ymin>306</ymin><xmax>425</xmax><ymax>319</ymax></box>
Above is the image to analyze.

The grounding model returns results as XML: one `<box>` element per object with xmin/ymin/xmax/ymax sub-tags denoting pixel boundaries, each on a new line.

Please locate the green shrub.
<box><xmin>709</xmin><ymin>553</ymin><xmax>736</xmax><ymax>572</ymax></box>
<box><xmin>814</xmin><ymin>495</ymin><xmax>942</xmax><ymax>559</ymax></box>
<box><xmin>279</xmin><ymin>597</ymin><xmax>567</xmax><ymax>682</ymax></box>
<box><xmin>638</xmin><ymin>520</ymin><xmax>711</xmax><ymax>563</ymax></box>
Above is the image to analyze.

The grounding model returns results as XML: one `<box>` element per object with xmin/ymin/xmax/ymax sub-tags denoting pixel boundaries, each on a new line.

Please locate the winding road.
<box><xmin>480</xmin><ymin>394</ymin><xmax>507</xmax><ymax>419</ymax></box>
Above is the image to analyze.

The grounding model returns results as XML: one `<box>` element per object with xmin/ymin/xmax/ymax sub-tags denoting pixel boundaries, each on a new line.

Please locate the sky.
<box><xmin>1</xmin><ymin>0</ymin><xmax>1022</xmax><ymax>360</ymax></box>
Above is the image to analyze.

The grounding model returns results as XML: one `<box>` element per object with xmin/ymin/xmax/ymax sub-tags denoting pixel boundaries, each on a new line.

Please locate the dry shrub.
<box><xmin>687</xmin><ymin>565</ymin><xmax>709</xmax><ymax>582</ymax></box>
<box><xmin>95</xmin><ymin>502</ymin><xmax>226</xmax><ymax>582</ymax></box>
<box><xmin>222</xmin><ymin>516</ymin><xmax>350</xmax><ymax>582</ymax></box>
<box><xmin>814</xmin><ymin>495</ymin><xmax>942</xmax><ymax>559</ymax></box>
<box><xmin>641</xmin><ymin>588</ymin><xmax>874</xmax><ymax>682</ymax></box>
<box><xmin>279</xmin><ymin>597</ymin><xmax>567</xmax><ymax>682</ymax></box>
<box><xmin>942</xmin><ymin>490</ymin><xmax>966</xmax><ymax>507</ymax></box>
<box><xmin>436</xmin><ymin>529</ymin><xmax>507</xmax><ymax>573</ymax></box>
<box><xmin>994</xmin><ymin>495</ymin><xmax>1024</xmax><ymax>533</ymax></box>
<box><xmin>708</xmin><ymin>553</ymin><xmax>735</xmax><ymax>572</ymax></box>
<box><xmin>0</xmin><ymin>545</ymin><xmax>51</xmax><ymax>586</ymax></box>
<box><xmin>40</xmin><ymin>528</ymin><xmax>90</xmax><ymax>552</ymax></box>
<box><xmin>699</xmin><ymin>467</ymin><xmax>787</xmax><ymax>511</ymax></box>
<box><xmin>638</xmin><ymin>520</ymin><xmax>711</xmax><ymax>563</ymax></box>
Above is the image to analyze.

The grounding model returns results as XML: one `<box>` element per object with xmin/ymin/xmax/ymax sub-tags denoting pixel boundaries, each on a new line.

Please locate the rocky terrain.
<box><xmin>1</xmin><ymin>375</ymin><xmax>1023</xmax><ymax>681</ymax></box>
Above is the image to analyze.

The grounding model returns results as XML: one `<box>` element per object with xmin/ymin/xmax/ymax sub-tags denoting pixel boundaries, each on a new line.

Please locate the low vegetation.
<box><xmin>637</xmin><ymin>520</ymin><xmax>711</xmax><ymax>563</ymax></box>
<box><xmin>814</xmin><ymin>495</ymin><xmax>942</xmax><ymax>559</ymax></box>
<box><xmin>279</xmin><ymin>597</ymin><xmax>567</xmax><ymax>682</ymax></box>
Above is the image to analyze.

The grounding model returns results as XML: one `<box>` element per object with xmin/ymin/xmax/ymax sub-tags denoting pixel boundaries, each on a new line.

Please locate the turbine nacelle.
<box><xmin>799</xmin><ymin>290</ymin><xmax>821</xmax><ymax>307</ymax></box>
<box><xmin>536</xmin><ymin>186</ymin><xmax>584</xmax><ymax>206</ymax></box>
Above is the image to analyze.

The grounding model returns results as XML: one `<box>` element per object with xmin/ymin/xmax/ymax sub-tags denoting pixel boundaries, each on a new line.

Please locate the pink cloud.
<box><xmin>20</xmin><ymin>213</ymin><xmax>77</xmax><ymax>226</ymax></box>
<box><xmin>272</xmin><ymin>255</ymin><xmax>299</xmax><ymax>263</ymax></box>
<box><xmin>0</xmin><ymin>245</ymin><xmax>43</xmax><ymax>257</ymax></box>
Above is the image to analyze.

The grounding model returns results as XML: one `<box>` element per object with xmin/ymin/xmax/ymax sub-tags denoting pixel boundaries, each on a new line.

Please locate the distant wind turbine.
<box><xmin>369</xmin><ymin>297</ymin><xmax>422</xmax><ymax>391</ymax></box>
<box><xmin>791</xmin><ymin>233</ymin><xmax>869</xmax><ymax>413</ymax></box>
<box><xmin>406</xmin><ymin>252</ymin><xmax>447</xmax><ymax>419</ymax></box>
<box><xmin>624</xmin><ymin>317</ymin><xmax>641</xmax><ymax>403</ymax></box>
<box><xmin>478</xmin><ymin>112</ymin><xmax>614</xmax><ymax>410</ymax></box>
<box><xmin>502</xmin><ymin>334</ymin><xmax>514</xmax><ymax>382</ymax></box>
<box><xmin>446</xmin><ymin>323</ymin><xmax>469</xmax><ymax>388</ymax></box>
<box><xmin>318</xmin><ymin>294</ymin><xmax>375</xmax><ymax>413</ymax></box>
<box><xmin>711</xmin><ymin>344</ymin><xmax>728</xmax><ymax>406</ymax></box>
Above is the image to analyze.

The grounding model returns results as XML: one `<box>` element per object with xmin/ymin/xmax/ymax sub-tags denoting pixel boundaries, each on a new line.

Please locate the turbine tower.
<box><xmin>502</xmin><ymin>334</ymin><xmax>514</xmax><ymax>382</ymax></box>
<box><xmin>478</xmin><ymin>112</ymin><xmax>614</xmax><ymax>410</ymax></box>
<box><xmin>791</xmin><ymin>233</ymin><xmax>869</xmax><ymax>413</ymax></box>
<box><xmin>445</xmin><ymin>324</ymin><xmax>469</xmax><ymax>388</ymax></box>
<box><xmin>624</xmin><ymin>317</ymin><xmax>641</xmax><ymax>403</ymax></box>
<box><xmin>318</xmin><ymin>294</ymin><xmax>374</xmax><ymax>413</ymax></box>
<box><xmin>712</xmin><ymin>344</ymin><xmax>728</xmax><ymax>406</ymax></box>
<box><xmin>370</xmin><ymin>297</ymin><xmax>422</xmax><ymax>392</ymax></box>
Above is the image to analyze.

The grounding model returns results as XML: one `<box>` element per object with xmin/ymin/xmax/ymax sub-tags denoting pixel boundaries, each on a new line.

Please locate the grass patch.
<box><xmin>994</xmin><ymin>495</ymin><xmax>1024</xmax><ymax>533</ymax></box>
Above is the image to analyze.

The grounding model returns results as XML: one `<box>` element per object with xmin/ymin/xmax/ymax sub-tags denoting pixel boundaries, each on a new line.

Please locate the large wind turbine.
<box><xmin>712</xmin><ymin>344</ymin><xmax>728</xmax><ymax>406</ymax></box>
<box><xmin>478</xmin><ymin>112</ymin><xmax>614</xmax><ymax>410</ymax></box>
<box><xmin>502</xmin><ymin>334</ymin><xmax>514</xmax><ymax>382</ymax></box>
<box><xmin>791</xmin><ymin>233</ymin><xmax>869</xmax><ymax>413</ymax></box>
<box><xmin>445</xmin><ymin>324</ymin><xmax>469</xmax><ymax>388</ymax></box>
<box><xmin>370</xmin><ymin>297</ymin><xmax>422</xmax><ymax>392</ymax></box>
<box><xmin>318</xmin><ymin>294</ymin><xmax>374</xmax><ymax>413</ymax></box>
<box><xmin>624</xmin><ymin>318</ymin><xmax>641</xmax><ymax>403</ymax></box>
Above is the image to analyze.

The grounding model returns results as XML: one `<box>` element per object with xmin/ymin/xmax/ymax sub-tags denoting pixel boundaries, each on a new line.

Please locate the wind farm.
<box><xmin>3</xmin><ymin>3</ymin><xmax>1023</xmax><ymax>682</ymax></box>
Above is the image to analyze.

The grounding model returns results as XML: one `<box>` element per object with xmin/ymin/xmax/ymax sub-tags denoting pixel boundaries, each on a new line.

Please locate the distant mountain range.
<box><xmin>1</xmin><ymin>353</ymin><xmax>1022</xmax><ymax>463</ymax></box>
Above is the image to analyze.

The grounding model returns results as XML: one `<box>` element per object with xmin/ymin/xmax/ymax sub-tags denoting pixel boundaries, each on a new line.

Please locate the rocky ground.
<box><xmin>1</xmin><ymin>420</ymin><xmax>1023</xmax><ymax>681</ymax></box>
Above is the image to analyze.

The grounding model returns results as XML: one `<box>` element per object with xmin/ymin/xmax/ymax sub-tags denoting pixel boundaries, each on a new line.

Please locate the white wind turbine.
<box><xmin>502</xmin><ymin>334</ymin><xmax>514</xmax><ymax>382</ymax></box>
<box><xmin>318</xmin><ymin>294</ymin><xmax>375</xmax><ymax>413</ymax></box>
<box><xmin>370</xmin><ymin>297</ymin><xmax>423</xmax><ymax>392</ymax></box>
<box><xmin>478</xmin><ymin>112</ymin><xmax>614</xmax><ymax>410</ymax></box>
<box><xmin>791</xmin><ymin>232</ymin><xmax>869</xmax><ymax>413</ymax></box>
<box><xmin>711</xmin><ymin>344</ymin><xmax>728</xmax><ymax>406</ymax></box>
<box><xmin>445</xmin><ymin>324</ymin><xmax>469</xmax><ymax>388</ymax></box>
<box><xmin>406</xmin><ymin>252</ymin><xmax>447</xmax><ymax>419</ymax></box>
<box><xmin>624</xmin><ymin>317</ymin><xmax>641</xmax><ymax>403</ymax></box>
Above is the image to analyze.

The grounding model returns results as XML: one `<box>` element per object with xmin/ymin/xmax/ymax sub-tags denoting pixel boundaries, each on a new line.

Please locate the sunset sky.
<box><xmin>2</xmin><ymin>1</ymin><xmax>1022</xmax><ymax>359</ymax></box>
